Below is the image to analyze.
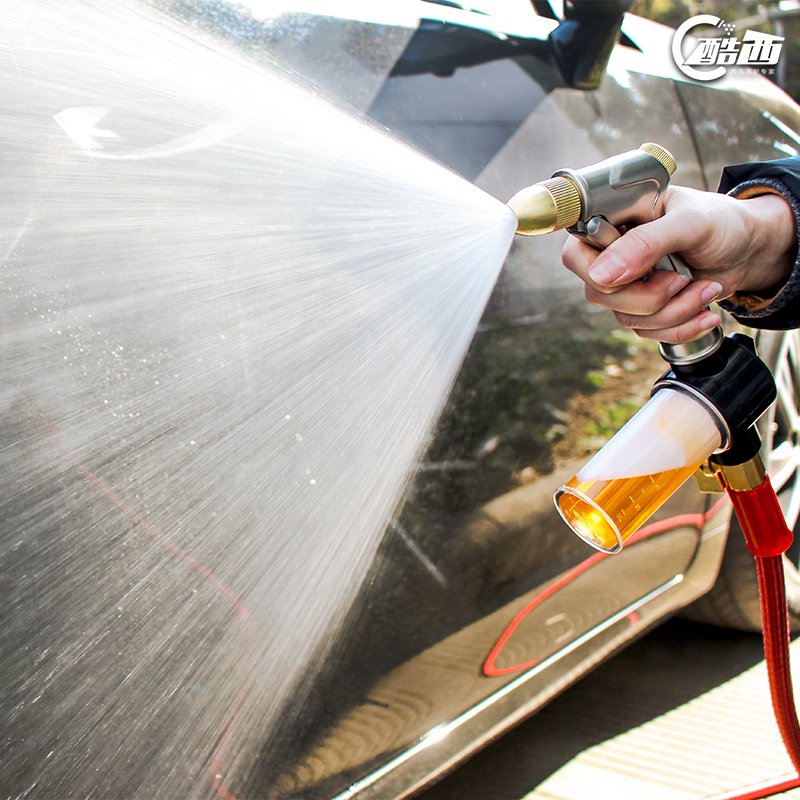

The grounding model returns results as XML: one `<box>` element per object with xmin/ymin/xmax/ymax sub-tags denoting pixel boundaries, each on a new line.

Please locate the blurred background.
<box><xmin>634</xmin><ymin>0</ymin><xmax>800</xmax><ymax>99</ymax></box>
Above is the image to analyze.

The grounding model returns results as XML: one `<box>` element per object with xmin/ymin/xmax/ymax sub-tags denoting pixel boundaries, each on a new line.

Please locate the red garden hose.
<box><xmin>717</xmin><ymin>473</ymin><xmax>800</xmax><ymax>799</ymax></box>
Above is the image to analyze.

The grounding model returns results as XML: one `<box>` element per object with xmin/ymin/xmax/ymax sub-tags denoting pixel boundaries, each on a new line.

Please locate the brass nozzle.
<box><xmin>507</xmin><ymin>176</ymin><xmax>582</xmax><ymax>236</ymax></box>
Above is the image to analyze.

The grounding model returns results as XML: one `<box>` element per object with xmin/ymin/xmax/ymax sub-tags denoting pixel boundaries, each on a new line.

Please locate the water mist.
<box><xmin>0</xmin><ymin>1</ymin><xmax>515</xmax><ymax>797</ymax></box>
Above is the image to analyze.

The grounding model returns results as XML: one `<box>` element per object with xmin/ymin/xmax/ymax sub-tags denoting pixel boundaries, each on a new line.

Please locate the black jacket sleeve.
<box><xmin>716</xmin><ymin>157</ymin><xmax>800</xmax><ymax>330</ymax></box>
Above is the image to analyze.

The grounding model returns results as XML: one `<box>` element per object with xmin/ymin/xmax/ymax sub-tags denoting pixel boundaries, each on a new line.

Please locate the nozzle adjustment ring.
<box><xmin>541</xmin><ymin>177</ymin><xmax>582</xmax><ymax>231</ymax></box>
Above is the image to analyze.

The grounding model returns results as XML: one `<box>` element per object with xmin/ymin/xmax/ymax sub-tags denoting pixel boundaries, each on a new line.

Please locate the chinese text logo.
<box><xmin>672</xmin><ymin>13</ymin><xmax>784</xmax><ymax>82</ymax></box>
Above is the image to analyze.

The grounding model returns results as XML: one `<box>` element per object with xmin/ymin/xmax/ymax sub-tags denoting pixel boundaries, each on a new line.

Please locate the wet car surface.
<box><xmin>3</xmin><ymin>2</ymin><xmax>800</xmax><ymax>798</ymax></box>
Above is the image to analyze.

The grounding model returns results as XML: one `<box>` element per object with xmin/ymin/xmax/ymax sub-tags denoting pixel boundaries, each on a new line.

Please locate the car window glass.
<box><xmin>674</xmin><ymin>81</ymin><xmax>800</xmax><ymax>189</ymax></box>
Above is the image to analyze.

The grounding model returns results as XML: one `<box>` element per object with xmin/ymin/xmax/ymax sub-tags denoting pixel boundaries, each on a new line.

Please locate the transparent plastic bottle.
<box><xmin>554</xmin><ymin>387</ymin><xmax>724</xmax><ymax>553</ymax></box>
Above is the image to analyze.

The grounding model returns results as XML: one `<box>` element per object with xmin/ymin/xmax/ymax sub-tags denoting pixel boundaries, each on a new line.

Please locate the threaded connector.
<box><xmin>640</xmin><ymin>142</ymin><xmax>676</xmax><ymax>176</ymax></box>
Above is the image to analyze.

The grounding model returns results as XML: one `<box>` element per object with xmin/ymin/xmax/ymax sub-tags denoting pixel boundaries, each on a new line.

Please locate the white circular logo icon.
<box><xmin>672</xmin><ymin>14</ymin><xmax>727</xmax><ymax>82</ymax></box>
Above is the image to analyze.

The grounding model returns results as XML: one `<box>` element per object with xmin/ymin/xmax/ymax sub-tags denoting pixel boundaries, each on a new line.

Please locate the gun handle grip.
<box><xmin>569</xmin><ymin>216</ymin><xmax>723</xmax><ymax>366</ymax></box>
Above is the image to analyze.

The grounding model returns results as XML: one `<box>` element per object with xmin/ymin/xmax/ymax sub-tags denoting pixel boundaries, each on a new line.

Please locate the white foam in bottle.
<box><xmin>577</xmin><ymin>388</ymin><xmax>723</xmax><ymax>483</ymax></box>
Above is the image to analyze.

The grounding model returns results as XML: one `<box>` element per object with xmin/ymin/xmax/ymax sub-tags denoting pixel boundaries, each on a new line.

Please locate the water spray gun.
<box><xmin>506</xmin><ymin>144</ymin><xmax>778</xmax><ymax>554</ymax></box>
<box><xmin>507</xmin><ymin>142</ymin><xmax>723</xmax><ymax>366</ymax></box>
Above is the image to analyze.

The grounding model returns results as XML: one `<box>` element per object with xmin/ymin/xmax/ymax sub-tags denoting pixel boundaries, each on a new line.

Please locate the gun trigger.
<box><xmin>655</xmin><ymin>252</ymin><xmax>695</xmax><ymax>280</ymax></box>
<box><xmin>569</xmin><ymin>216</ymin><xmax>621</xmax><ymax>251</ymax></box>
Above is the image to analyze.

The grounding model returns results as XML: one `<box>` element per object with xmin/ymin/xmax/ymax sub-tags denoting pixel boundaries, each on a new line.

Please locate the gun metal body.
<box><xmin>507</xmin><ymin>143</ymin><xmax>723</xmax><ymax>366</ymax></box>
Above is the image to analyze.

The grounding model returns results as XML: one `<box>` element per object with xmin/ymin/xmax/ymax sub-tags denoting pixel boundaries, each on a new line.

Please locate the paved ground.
<box><xmin>417</xmin><ymin>618</ymin><xmax>800</xmax><ymax>799</ymax></box>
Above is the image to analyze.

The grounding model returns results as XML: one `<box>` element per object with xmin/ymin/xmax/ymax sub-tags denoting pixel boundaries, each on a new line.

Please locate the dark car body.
<box><xmin>3</xmin><ymin>2</ymin><xmax>800</xmax><ymax>799</ymax></box>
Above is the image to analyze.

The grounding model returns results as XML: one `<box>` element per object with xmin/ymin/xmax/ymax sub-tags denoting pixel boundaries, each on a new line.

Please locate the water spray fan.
<box><xmin>507</xmin><ymin>144</ymin><xmax>777</xmax><ymax>553</ymax></box>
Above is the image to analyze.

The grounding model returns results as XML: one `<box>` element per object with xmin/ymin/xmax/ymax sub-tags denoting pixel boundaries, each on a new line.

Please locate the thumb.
<box><xmin>587</xmin><ymin>215</ymin><xmax>694</xmax><ymax>288</ymax></box>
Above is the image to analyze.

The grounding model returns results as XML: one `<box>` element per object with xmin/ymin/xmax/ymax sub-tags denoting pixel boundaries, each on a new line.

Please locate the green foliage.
<box><xmin>407</xmin><ymin>312</ymin><xmax>640</xmax><ymax>515</ymax></box>
<box><xmin>585</xmin><ymin>399</ymin><xmax>642</xmax><ymax>439</ymax></box>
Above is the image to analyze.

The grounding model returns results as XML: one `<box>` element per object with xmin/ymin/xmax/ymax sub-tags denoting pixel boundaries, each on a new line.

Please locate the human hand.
<box><xmin>561</xmin><ymin>185</ymin><xmax>796</xmax><ymax>343</ymax></box>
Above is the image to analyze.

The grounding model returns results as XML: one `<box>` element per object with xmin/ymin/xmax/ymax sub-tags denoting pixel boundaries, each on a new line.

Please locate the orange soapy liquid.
<box><xmin>557</xmin><ymin>464</ymin><xmax>699</xmax><ymax>551</ymax></box>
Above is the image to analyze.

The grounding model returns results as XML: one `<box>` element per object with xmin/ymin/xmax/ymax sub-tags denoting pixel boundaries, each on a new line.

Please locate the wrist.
<box><xmin>737</xmin><ymin>192</ymin><xmax>796</xmax><ymax>295</ymax></box>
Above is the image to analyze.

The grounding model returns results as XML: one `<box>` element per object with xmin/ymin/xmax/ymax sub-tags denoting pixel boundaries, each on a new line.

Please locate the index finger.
<box><xmin>587</xmin><ymin>226</ymin><xmax>668</xmax><ymax>287</ymax></box>
<box><xmin>562</xmin><ymin>235</ymin><xmax>633</xmax><ymax>295</ymax></box>
<box><xmin>586</xmin><ymin>196</ymin><xmax>713</xmax><ymax>288</ymax></box>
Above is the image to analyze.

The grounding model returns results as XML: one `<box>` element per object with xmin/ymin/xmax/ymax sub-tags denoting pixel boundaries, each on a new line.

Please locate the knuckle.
<box><xmin>641</xmin><ymin>295</ymin><xmax>665</xmax><ymax>316</ymax></box>
<box><xmin>673</xmin><ymin>322</ymin><xmax>696</xmax><ymax>344</ymax></box>
<box><xmin>561</xmin><ymin>240</ymin><xmax>584</xmax><ymax>272</ymax></box>
<box><xmin>584</xmin><ymin>285</ymin><xmax>603</xmax><ymax>306</ymax></box>
<box><xmin>623</xmin><ymin>228</ymin><xmax>657</xmax><ymax>264</ymax></box>
<box><xmin>666</xmin><ymin>207</ymin><xmax>694</xmax><ymax>229</ymax></box>
<box><xmin>614</xmin><ymin>311</ymin><xmax>636</xmax><ymax>328</ymax></box>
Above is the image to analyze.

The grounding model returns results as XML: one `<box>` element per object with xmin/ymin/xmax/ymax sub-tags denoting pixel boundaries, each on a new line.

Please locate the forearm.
<box><xmin>717</xmin><ymin>159</ymin><xmax>800</xmax><ymax>330</ymax></box>
<box><xmin>719</xmin><ymin>177</ymin><xmax>800</xmax><ymax>328</ymax></box>
<box><xmin>735</xmin><ymin>190</ymin><xmax>795</xmax><ymax>294</ymax></box>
